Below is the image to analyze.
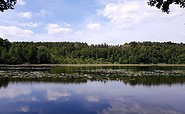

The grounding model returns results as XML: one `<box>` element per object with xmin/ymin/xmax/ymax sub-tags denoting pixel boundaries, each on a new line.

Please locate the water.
<box><xmin>0</xmin><ymin>66</ymin><xmax>185</xmax><ymax>114</ymax></box>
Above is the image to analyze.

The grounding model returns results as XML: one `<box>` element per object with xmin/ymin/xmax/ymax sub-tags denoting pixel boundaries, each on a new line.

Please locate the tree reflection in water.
<box><xmin>1</xmin><ymin>75</ymin><xmax>185</xmax><ymax>88</ymax></box>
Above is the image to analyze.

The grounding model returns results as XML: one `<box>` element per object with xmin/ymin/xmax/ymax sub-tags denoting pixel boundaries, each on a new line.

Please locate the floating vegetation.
<box><xmin>77</xmin><ymin>69</ymin><xmax>185</xmax><ymax>77</ymax></box>
<box><xmin>1</xmin><ymin>69</ymin><xmax>185</xmax><ymax>79</ymax></box>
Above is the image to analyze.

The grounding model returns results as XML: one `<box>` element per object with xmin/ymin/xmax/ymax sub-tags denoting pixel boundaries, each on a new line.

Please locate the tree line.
<box><xmin>1</xmin><ymin>38</ymin><xmax>185</xmax><ymax>64</ymax></box>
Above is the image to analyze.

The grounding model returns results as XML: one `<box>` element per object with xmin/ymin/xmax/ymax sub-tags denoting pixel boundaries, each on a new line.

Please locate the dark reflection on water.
<box><xmin>2</xmin><ymin>76</ymin><xmax>185</xmax><ymax>89</ymax></box>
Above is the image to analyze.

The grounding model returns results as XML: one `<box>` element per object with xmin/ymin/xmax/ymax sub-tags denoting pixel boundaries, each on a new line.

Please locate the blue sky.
<box><xmin>0</xmin><ymin>0</ymin><xmax>185</xmax><ymax>44</ymax></box>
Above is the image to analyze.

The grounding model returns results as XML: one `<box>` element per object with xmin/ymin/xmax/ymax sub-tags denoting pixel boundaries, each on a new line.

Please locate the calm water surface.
<box><xmin>1</xmin><ymin>82</ymin><xmax>185</xmax><ymax>114</ymax></box>
<box><xmin>0</xmin><ymin>66</ymin><xmax>185</xmax><ymax>114</ymax></box>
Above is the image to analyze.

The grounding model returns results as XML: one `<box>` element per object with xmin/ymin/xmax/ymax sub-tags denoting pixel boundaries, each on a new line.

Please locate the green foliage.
<box><xmin>37</xmin><ymin>46</ymin><xmax>51</xmax><ymax>64</ymax></box>
<box><xmin>1</xmin><ymin>38</ymin><xmax>185</xmax><ymax>64</ymax></box>
<box><xmin>0</xmin><ymin>0</ymin><xmax>17</xmax><ymax>12</ymax></box>
<box><xmin>148</xmin><ymin>0</ymin><xmax>185</xmax><ymax>13</ymax></box>
<box><xmin>177</xmin><ymin>54</ymin><xmax>185</xmax><ymax>64</ymax></box>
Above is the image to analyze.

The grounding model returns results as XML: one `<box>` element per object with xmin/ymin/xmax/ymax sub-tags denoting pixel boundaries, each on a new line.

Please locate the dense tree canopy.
<box><xmin>1</xmin><ymin>37</ymin><xmax>185</xmax><ymax>64</ymax></box>
<box><xmin>0</xmin><ymin>0</ymin><xmax>16</xmax><ymax>12</ymax></box>
<box><xmin>148</xmin><ymin>0</ymin><xmax>185</xmax><ymax>13</ymax></box>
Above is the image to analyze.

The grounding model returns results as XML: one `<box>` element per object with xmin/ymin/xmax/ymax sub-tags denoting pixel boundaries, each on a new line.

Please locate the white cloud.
<box><xmin>18</xmin><ymin>12</ymin><xmax>32</xmax><ymax>18</ymax></box>
<box><xmin>47</xmin><ymin>24</ymin><xmax>72</xmax><ymax>35</ymax></box>
<box><xmin>86</xmin><ymin>23</ymin><xmax>102</xmax><ymax>30</ymax></box>
<box><xmin>98</xmin><ymin>0</ymin><xmax>184</xmax><ymax>28</ymax></box>
<box><xmin>19</xmin><ymin>22</ymin><xmax>41</xmax><ymax>27</ymax></box>
<box><xmin>75</xmin><ymin>31</ymin><xmax>82</xmax><ymax>35</ymax></box>
<box><xmin>63</xmin><ymin>22</ymin><xmax>71</xmax><ymax>27</ymax></box>
<box><xmin>17</xmin><ymin>0</ymin><xmax>26</xmax><ymax>5</ymax></box>
<box><xmin>0</xmin><ymin>26</ymin><xmax>34</xmax><ymax>38</ymax></box>
<box><xmin>37</xmin><ymin>9</ymin><xmax>52</xmax><ymax>18</ymax></box>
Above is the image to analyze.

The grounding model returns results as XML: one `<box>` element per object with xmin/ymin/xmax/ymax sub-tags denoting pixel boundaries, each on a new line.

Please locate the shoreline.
<box><xmin>1</xmin><ymin>64</ymin><xmax>185</xmax><ymax>67</ymax></box>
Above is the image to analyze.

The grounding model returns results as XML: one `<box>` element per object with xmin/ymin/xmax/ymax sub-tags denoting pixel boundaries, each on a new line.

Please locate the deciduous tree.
<box><xmin>148</xmin><ymin>0</ymin><xmax>185</xmax><ymax>13</ymax></box>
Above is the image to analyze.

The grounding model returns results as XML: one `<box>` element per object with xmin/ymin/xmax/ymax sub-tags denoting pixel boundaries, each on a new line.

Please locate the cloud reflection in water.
<box><xmin>99</xmin><ymin>96</ymin><xmax>183</xmax><ymax>114</ymax></box>
<box><xmin>0</xmin><ymin>89</ymin><xmax>31</xmax><ymax>99</ymax></box>
<box><xmin>18</xmin><ymin>106</ymin><xmax>30</xmax><ymax>113</ymax></box>
<box><xmin>47</xmin><ymin>90</ymin><xmax>70</xmax><ymax>101</ymax></box>
<box><xmin>0</xmin><ymin>81</ymin><xmax>184</xmax><ymax>114</ymax></box>
<box><xmin>86</xmin><ymin>96</ymin><xmax>101</xmax><ymax>103</ymax></box>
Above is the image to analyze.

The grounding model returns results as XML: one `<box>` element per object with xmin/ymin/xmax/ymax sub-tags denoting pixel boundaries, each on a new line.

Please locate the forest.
<box><xmin>1</xmin><ymin>37</ymin><xmax>185</xmax><ymax>64</ymax></box>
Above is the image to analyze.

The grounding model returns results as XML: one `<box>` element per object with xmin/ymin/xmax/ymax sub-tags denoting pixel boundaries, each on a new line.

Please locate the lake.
<box><xmin>0</xmin><ymin>66</ymin><xmax>185</xmax><ymax>114</ymax></box>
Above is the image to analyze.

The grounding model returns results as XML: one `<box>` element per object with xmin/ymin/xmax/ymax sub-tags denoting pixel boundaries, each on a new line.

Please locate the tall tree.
<box><xmin>148</xmin><ymin>0</ymin><xmax>185</xmax><ymax>13</ymax></box>
<box><xmin>0</xmin><ymin>0</ymin><xmax>17</xmax><ymax>12</ymax></box>
<box><xmin>37</xmin><ymin>46</ymin><xmax>51</xmax><ymax>64</ymax></box>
